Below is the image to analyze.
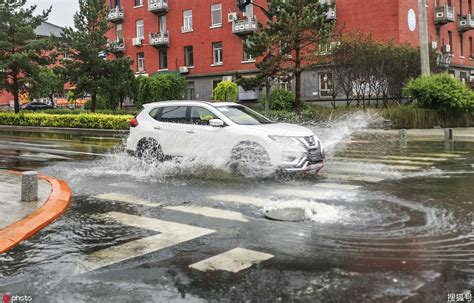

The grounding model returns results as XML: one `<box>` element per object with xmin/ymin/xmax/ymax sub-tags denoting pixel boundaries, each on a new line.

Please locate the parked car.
<box><xmin>126</xmin><ymin>101</ymin><xmax>325</xmax><ymax>174</ymax></box>
<box><xmin>21</xmin><ymin>102</ymin><xmax>54</xmax><ymax>111</ymax></box>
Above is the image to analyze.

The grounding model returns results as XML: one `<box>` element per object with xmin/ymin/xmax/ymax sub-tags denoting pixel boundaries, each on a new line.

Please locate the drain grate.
<box><xmin>264</xmin><ymin>208</ymin><xmax>306</xmax><ymax>222</ymax></box>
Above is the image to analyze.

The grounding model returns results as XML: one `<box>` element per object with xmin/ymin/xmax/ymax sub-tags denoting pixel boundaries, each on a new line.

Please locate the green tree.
<box><xmin>30</xmin><ymin>67</ymin><xmax>64</xmax><ymax>106</ymax></box>
<box><xmin>99</xmin><ymin>57</ymin><xmax>136</xmax><ymax>110</ymax></box>
<box><xmin>244</xmin><ymin>0</ymin><xmax>335</xmax><ymax>114</ymax></box>
<box><xmin>136</xmin><ymin>74</ymin><xmax>186</xmax><ymax>106</ymax></box>
<box><xmin>0</xmin><ymin>0</ymin><xmax>55</xmax><ymax>113</ymax></box>
<box><xmin>212</xmin><ymin>81</ymin><xmax>238</xmax><ymax>101</ymax></box>
<box><xmin>61</xmin><ymin>0</ymin><xmax>132</xmax><ymax>112</ymax></box>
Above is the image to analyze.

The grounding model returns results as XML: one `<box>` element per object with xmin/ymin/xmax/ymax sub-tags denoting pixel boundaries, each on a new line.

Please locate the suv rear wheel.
<box><xmin>136</xmin><ymin>138</ymin><xmax>164</xmax><ymax>163</ymax></box>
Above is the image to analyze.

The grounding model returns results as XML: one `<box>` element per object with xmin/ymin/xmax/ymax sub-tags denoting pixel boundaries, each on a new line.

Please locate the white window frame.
<box><xmin>137</xmin><ymin>53</ymin><xmax>145</xmax><ymax>73</ymax></box>
<box><xmin>136</xmin><ymin>20</ymin><xmax>144</xmax><ymax>39</ymax></box>
<box><xmin>116</xmin><ymin>23</ymin><xmax>123</xmax><ymax>40</ymax></box>
<box><xmin>159</xmin><ymin>15</ymin><xmax>167</xmax><ymax>32</ymax></box>
<box><xmin>134</xmin><ymin>0</ymin><xmax>143</xmax><ymax>8</ymax></box>
<box><xmin>211</xmin><ymin>3</ymin><xmax>222</xmax><ymax>27</ymax></box>
<box><xmin>212</xmin><ymin>42</ymin><xmax>223</xmax><ymax>65</ymax></box>
<box><xmin>243</xmin><ymin>3</ymin><xmax>254</xmax><ymax>17</ymax></box>
<box><xmin>242</xmin><ymin>38</ymin><xmax>255</xmax><ymax>62</ymax></box>
<box><xmin>182</xmin><ymin>10</ymin><xmax>193</xmax><ymax>32</ymax></box>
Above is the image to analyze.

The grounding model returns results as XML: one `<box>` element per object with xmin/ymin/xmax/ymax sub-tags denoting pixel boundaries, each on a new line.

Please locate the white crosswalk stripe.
<box><xmin>109</xmin><ymin>182</ymin><xmax>143</xmax><ymax>189</ymax></box>
<box><xmin>165</xmin><ymin>205</ymin><xmax>249</xmax><ymax>222</ymax></box>
<box><xmin>328</xmin><ymin>161</ymin><xmax>421</xmax><ymax>171</ymax></box>
<box><xmin>323</xmin><ymin>173</ymin><xmax>384</xmax><ymax>183</ymax></box>
<box><xmin>332</xmin><ymin>157</ymin><xmax>434</xmax><ymax>166</ymax></box>
<box><xmin>380</xmin><ymin>155</ymin><xmax>448</xmax><ymax>162</ymax></box>
<box><xmin>77</xmin><ymin>212</ymin><xmax>216</xmax><ymax>273</ymax></box>
<box><xmin>94</xmin><ymin>193</ymin><xmax>161</xmax><ymax>207</ymax></box>
<box><xmin>189</xmin><ymin>248</ymin><xmax>274</xmax><ymax>273</ymax></box>
<box><xmin>314</xmin><ymin>183</ymin><xmax>361</xmax><ymax>190</ymax></box>
<box><xmin>209</xmin><ymin>194</ymin><xmax>271</xmax><ymax>207</ymax></box>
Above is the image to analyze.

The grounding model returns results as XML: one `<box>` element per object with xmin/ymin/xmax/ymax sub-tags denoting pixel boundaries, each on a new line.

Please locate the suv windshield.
<box><xmin>216</xmin><ymin>106</ymin><xmax>273</xmax><ymax>125</ymax></box>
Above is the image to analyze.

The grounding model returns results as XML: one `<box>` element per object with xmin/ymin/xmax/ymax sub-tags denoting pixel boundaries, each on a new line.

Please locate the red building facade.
<box><xmin>104</xmin><ymin>0</ymin><xmax>473</xmax><ymax>102</ymax></box>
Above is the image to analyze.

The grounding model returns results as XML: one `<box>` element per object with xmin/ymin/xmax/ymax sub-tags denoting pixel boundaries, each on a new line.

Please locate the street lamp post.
<box><xmin>418</xmin><ymin>0</ymin><xmax>431</xmax><ymax>75</ymax></box>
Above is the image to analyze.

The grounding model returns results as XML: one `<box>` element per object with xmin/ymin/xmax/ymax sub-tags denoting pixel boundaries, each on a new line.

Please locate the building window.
<box><xmin>469</xmin><ymin>0</ymin><xmax>472</xmax><ymax>13</ymax></box>
<box><xmin>183</xmin><ymin>10</ymin><xmax>193</xmax><ymax>32</ymax></box>
<box><xmin>159</xmin><ymin>15</ymin><xmax>167</xmax><ymax>32</ymax></box>
<box><xmin>211</xmin><ymin>3</ymin><xmax>222</xmax><ymax>27</ymax></box>
<box><xmin>159</xmin><ymin>48</ymin><xmax>168</xmax><ymax>69</ymax></box>
<box><xmin>243</xmin><ymin>38</ymin><xmax>254</xmax><ymax>62</ymax></box>
<box><xmin>319</xmin><ymin>72</ymin><xmax>333</xmax><ymax>97</ymax></box>
<box><xmin>186</xmin><ymin>82</ymin><xmax>195</xmax><ymax>100</ymax></box>
<box><xmin>134</xmin><ymin>0</ymin><xmax>143</xmax><ymax>7</ymax></box>
<box><xmin>460</xmin><ymin>34</ymin><xmax>464</xmax><ymax>57</ymax></box>
<box><xmin>184</xmin><ymin>46</ymin><xmax>194</xmax><ymax>66</ymax></box>
<box><xmin>278</xmin><ymin>80</ymin><xmax>291</xmax><ymax>91</ymax></box>
<box><xmin>137</xmin><ymin>52</ymin><xmax>145</xmax><ymax>73</ymax></box>
<box><xmin>136</xmin><ymin>20</ymin><xmax>144</xmax><ymax>39</ymax></box>
<box><xmin>448</xmin><ymin>30</ymin><xmax>453</xmax><ymax>53</ymax></box>
<box><xmin>212</xmin><ymin>42</ymin><xmax>223</xmax><ymax>65</ymax></box>
<box><xmin>243</xmin><ymin>3</ymin><xmax>254</xmax><ymax>17</ymax></box>
<box><xmin>116</xmin><ymin>23</ymin><xmax>123</xmax><ymax>40</ymax></box>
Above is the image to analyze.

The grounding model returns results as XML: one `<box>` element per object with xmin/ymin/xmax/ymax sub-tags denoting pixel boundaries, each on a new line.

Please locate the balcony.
<box><xmin>319</xmin><ymin>0</ymin><xmax>336</xmax><ymax>20</ymax></box>
<box><xmin>434</xmin><ymin>5</ymin><xmax>455</xmax><ymax>25</ymax></box>
<box><xmin>458</xmin><ymin>14</ymin><xmax>474</xmax><ymax>32</ymax></box>
<box><xmin>148</xmin><ymin>0</ymin><xmax>168</xmax><ymax>14</ymax></box>
<box><xmin>232</xmin><ymin>17</ymin><xmax>258</xmax><ymax>36</ymax></box>
<box><xmin>149</xmin><ymin>31</ymin><xmax>170</xmax><ymax>47</ymax></box>
<box><xmin>107</xmin><ymin>7</ymin><xmax>124</xmax><ymax>23</ymax></box>
<box><xmin>107</xmin><ymin>39</ymin><xmax>125</xmax><ymax>54</ymax></box>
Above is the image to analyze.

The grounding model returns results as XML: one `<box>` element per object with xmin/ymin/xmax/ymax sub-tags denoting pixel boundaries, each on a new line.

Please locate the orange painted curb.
<box><xmin>0</xmin><ymin>172</ymin><xmax>72</xmax><ymax>253</ymax></box>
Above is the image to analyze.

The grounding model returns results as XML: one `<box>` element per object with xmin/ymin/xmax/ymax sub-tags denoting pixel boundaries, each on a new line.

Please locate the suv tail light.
<box><xmin>130</xmin><ymin>118</ymin><xmax>139</xmax><ymax>128</ymax></box>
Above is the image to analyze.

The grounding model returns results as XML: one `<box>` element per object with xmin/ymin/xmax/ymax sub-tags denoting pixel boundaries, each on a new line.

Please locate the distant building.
<box><xmin>0</xmin><ymin>22</ymin><xmax>64</xmax><ymax>107</ymax></box>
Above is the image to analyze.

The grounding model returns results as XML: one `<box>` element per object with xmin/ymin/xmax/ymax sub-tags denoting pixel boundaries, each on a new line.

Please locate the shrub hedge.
<box><xmin>0</xmin><ymin>112</ymin><xmax>133</xmax><ymax>130</ymax></box>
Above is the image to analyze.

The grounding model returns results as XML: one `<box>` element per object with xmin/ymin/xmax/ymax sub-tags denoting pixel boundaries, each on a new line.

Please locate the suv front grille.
<box><xmin>304</xmin><ymin>136</ymin><xmax>316</xmax><ymax>146</ymax></box>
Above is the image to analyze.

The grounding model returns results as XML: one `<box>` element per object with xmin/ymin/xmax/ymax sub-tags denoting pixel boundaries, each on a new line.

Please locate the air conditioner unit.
<box><xmin>436</xmin><ymin>12</ymin><xmax>444</xmax><ymax>18</ymax></box>
<box><xmin>179</xmin><ymin>66</ymin><xmax>189</xmax><ymax>74</ymax></box>
<box><xmin>431</xmin><ymin>41</ymin><xmax>438</xmax><ymax>49</ymax></box>
<box><xmin>228</xmin><ymin>12</ymin><xmax>238</xmax><ymax>22</ymax></box>
<box><xmin>222</xmin><ymin>76</ymin><xmax>233</xmax><ymax>81</ymax></box>
<box><xmin>442</xmin><ymin>44</ymin><xmax>451</xmax><ymax>53</ymax></box>
<box><xmin>132</xmin><ymin>38</ymin><xmax>143</xmax><ymax>46</ymax></box>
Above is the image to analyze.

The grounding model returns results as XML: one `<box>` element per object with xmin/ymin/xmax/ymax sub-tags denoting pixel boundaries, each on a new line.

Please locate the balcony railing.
<box><xmin>149</xmin><ymin>31</ymin><xmax>170</xmax><ymax>47</ymax></box>
<box><xmin>148</xmin><ymin>0</ymin><xmax>168</xmax><ymax>14</ymax></box>
<box><xmin>107</xmin><ymin>7</ymin><xmax>125</xmax><ymax>23</ymax></box>
<box><xmin>434</xmin><ymin>5</ymin><xmax>455</xmax><ymax>24</ymax></box>
<box><xmin>107</xmin><ymin>38</ymin><xmax>125</xmax><ymax>54</ymax></box>
<box><xmin>232</xmin><ymin>17</ymin><xmax>258</xmax><ymax>35</ymax></box>
<box><xmin>458</xmin><ymin>14</ymin><xmax>474</xmax><ymax>31</ymax></box>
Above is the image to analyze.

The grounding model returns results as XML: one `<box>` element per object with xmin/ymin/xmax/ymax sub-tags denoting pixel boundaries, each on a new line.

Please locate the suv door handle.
<box><xmin>154</xmin><ymin>126</ymin><xmax>161</xmax><ymax>130</ymax></box>
<box><xmin>186</xmin><ymin>130</ymin><xmax>195</xmax><ymax>134</ymax></box>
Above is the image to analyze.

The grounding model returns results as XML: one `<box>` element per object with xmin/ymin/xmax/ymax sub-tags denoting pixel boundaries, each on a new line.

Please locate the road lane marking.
<box><xmin>328</xmin><ymin>162</ymin><xmax>421</xmax><ymax>171</ymax></box>
<box><xmin>332</xmin><ymin>157</ymin><xmax>434</xmax><ymax>166</ymax></box>
<box><xmin>165</xmin><ymin>206</ymin><xmax>249</xmax><ymax>222</ymax></box>
<box><xmin>94</xmin><ymin>193</ymin><xmax>161</xmax><ymax>208</ymax></box>
<box><xmin>78</xmin><ymin>212</ymin><xmax>215</xmax><ymax>273</ymax></box>
<box><xmin>209</xmin><ymin>194</ymin><xmax>271</xmax><ymax>207</ymax></box>
<box><xmin>323</xmin><ymin>174</ymin><xmax>384</xmax><ymax>183</ymax></box>
<box><xmin>189</xmin><ymin>248</ymin><xmax>274</xmax><ymax>273</ymax></box>
<box><xmin>109</xmin><ymin>182</ymin><xmax>142</xmax><ymax>189</ymax></box>
<box><xmin>380</xmin><ymin>156</ymin><xmax>448</xmax><ymax>162</ymax></box>
<box><xmin>314</xmin><ymin>183</ymin><xmax>361</xmax><ymax>190</ymax></box>
<box><xmin>410</xmin><ymin>153</ymin><xmax>463</xmax><ymax>158</ymax></box>
<box><xmin>324</xmin><ymin>166</ymin><xmax>403</xmax><ymax>177</ymax></box>
<box><xmin>20</xmin><ymin>152</ymin><xmax>71</xmax><ymax>160</ymax></box>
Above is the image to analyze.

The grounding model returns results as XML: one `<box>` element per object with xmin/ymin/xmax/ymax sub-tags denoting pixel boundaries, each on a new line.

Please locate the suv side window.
<box><xmin>159</xmin><ymin>106</ymin><xmax>190</xmax><ymax>124</ymax></box>
<box><xmin>190</xmin><ymin>106</ymin><xmax>217</xmax><ymax>125</ymax></box>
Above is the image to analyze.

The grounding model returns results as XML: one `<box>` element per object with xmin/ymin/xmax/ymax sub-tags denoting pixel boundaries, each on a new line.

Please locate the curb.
<box><xmin>0</xmin><ymin>171</ymin><xmax>72</xmax><ymax>254</ymax></box>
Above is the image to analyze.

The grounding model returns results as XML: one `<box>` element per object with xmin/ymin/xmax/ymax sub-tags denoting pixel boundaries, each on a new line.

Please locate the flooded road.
<box><xmin>0</xmin><ymin>123</ymin><xmax>472</xmax><ymax>302</ymax></box>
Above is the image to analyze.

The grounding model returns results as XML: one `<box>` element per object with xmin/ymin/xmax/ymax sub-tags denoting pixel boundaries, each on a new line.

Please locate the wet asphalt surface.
<box><xmin>0</xmin><ymin>127</ymin><xmax>472</xmax><ymax>303</ymax></box>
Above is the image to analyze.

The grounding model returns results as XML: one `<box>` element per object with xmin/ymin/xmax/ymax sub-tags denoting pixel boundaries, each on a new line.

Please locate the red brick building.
<box><xmin>105</xmin><ymin>0</ymin><xmax>473</xmax><ymax>101</ymax></box>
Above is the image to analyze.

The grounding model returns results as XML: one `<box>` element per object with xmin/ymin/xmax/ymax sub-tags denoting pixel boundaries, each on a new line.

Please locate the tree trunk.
<box><xmin>295</xmin><ymin>71</ymin><xmax>302</xmax><ymax>115</ymax></box>
<box><xmin>265</xmin><ymin>79</ymin><xmax>271</xmax><ymax>117</ymax></box>
<box><xmin>13</xmin><ymin>90</ymin><xmax>20</xmax><ymax>114</ymax></box>
<box><xmin>91</xmin><ymin>92</ymin><xmax>97</xmax><ymax>113</ymax></box>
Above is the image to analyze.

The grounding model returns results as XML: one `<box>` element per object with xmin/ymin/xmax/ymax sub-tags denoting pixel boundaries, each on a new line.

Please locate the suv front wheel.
<box><xmin>229</xmin><ymin>141</ymin><xmax>271</xmax><ymax>177</ymax></box>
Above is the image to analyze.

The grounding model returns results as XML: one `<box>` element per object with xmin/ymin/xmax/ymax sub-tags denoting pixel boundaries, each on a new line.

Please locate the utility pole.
<box><xmin>418</xmin><ymin>0</ymin><xmax>431</xmax><ymax>75</ymax></box>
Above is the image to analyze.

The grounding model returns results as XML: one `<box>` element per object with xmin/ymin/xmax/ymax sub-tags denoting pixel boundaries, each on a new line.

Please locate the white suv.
<box><xmin>126</xmin><ymin>101</ymin><xmax>325</xmax><ymax>173</ymax></box>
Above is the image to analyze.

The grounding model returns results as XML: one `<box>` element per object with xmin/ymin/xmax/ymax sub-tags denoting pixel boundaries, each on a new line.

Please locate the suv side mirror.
<box><xmin>209</xmin><ymin>119</ymin><xmax>224</xmax><ymax>127</ymax></box>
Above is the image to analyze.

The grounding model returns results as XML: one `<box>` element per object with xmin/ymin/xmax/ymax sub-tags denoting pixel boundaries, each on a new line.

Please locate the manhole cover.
<box><xmin>264</xmin><ymin>208</ymin><xmax>306</xmax><ymax>222</ymax></box>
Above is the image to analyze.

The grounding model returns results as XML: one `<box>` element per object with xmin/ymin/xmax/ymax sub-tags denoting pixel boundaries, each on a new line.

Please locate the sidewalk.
<box><xmin>0</xmin><ymin>170</ymin><xmax>51</xmax><ymax>229</ymax></box>
<box><xmin>0</xmin><ymin>170</ymin><xmax>72</xmax><ymax>253</ymax></box>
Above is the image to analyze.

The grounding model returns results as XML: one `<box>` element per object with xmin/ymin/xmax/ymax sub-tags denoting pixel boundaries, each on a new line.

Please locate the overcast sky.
<box><xmin>27</xmin><ymin>0</ymin><xmax>79</xmax><ymax>28</ymax></box>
